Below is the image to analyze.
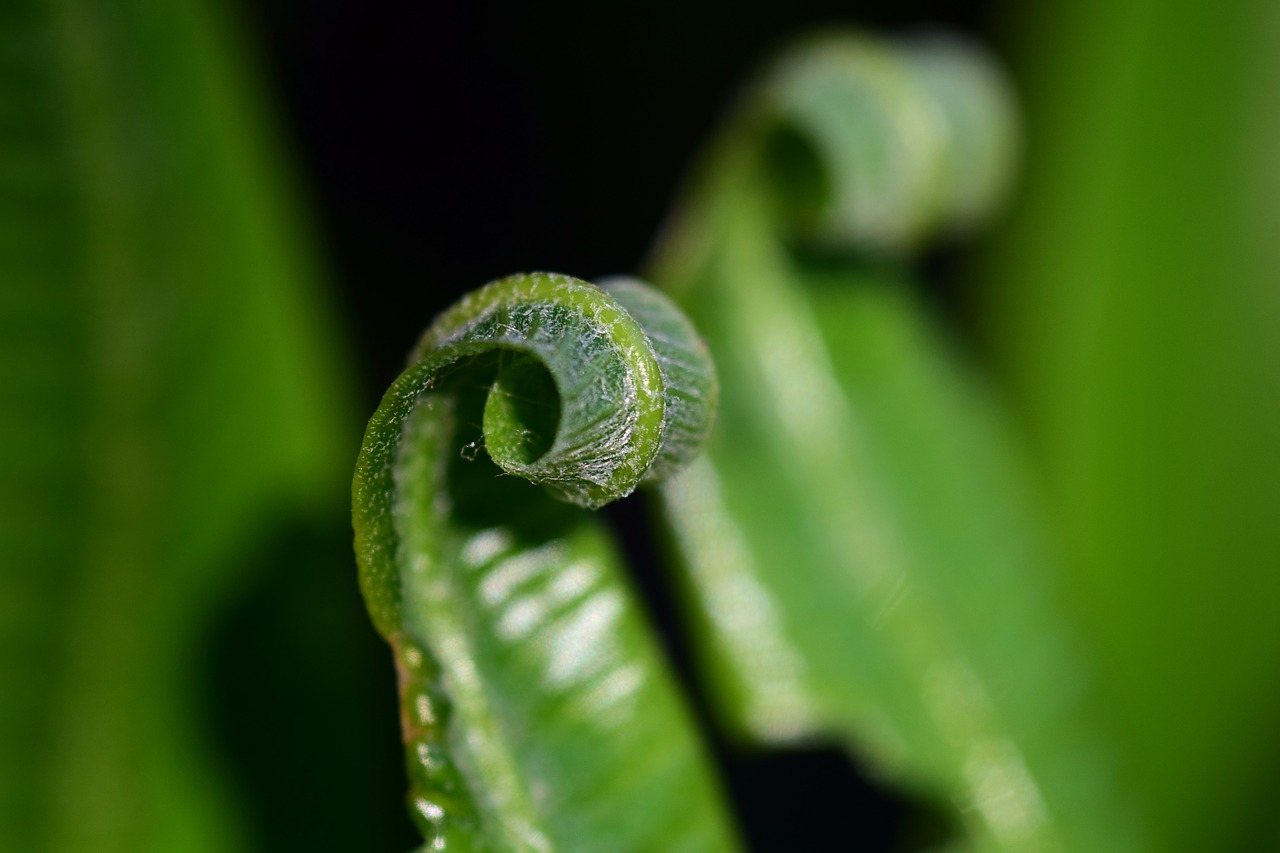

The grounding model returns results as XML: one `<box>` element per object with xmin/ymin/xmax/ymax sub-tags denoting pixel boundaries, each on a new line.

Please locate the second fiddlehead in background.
<box><xmin>647</xmin><ymin>31</ymin><xmax>1144</xmax><ymax>851</ymax></box>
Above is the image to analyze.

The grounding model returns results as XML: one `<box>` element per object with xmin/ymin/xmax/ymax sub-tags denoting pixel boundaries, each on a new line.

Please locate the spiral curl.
<box><xmin>352</xmin><ymin>272</ymin><xmax>727</xmax><ymax>852</ymax></box>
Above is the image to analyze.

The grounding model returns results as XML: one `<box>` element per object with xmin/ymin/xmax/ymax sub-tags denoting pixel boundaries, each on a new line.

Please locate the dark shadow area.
<box><xmin>201</xmin><ymin>514</ymin><xmax>419</xmax><ymax>852</ymax></box>
<box><xmin>241</xmin><ymin>0</ymin><xmax>995</xmax><ymax>412</ymax></box>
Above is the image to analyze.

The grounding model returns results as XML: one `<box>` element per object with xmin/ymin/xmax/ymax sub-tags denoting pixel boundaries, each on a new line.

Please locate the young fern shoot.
<box><xmin>352</xmin><ymin>273</ymin><xmax>733</xmax><ymax>851</ymax></box>
<box><xmin>646</xmin><ymin>31</ymin><xmax>1141</xmax><ymax>851</ymax></box>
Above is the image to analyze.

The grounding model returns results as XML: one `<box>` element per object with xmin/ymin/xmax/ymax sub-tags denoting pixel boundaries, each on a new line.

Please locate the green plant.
<box><xmin>350</xmin><ymin>31</ymin><xmax>1138</xmax><ymax>852</ymax></box>
<box><xmin>352</xmin><ymin>273</ymin><xmax>732</xmax><ymax>849</ymax></box>
<box><xmin>643</xmin><ymin>32</ymin><xmax>1135</xmax><ymax>851</ymax></box>
<box><xmin>8</xmin><ymin>1</ymin><xmax>1280</xmax><ymax>851</ymax></box>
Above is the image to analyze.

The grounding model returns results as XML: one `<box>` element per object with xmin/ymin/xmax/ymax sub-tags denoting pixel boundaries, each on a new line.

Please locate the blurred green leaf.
<box><xmin>980</xmin><ymin>0</ymin><xmax>1280</xmax><ymax>848</ymax></box>
<box><xmin>0</xmin><ymin>0</ymin><xmax>352</xmax><ymax>849</ymax></box>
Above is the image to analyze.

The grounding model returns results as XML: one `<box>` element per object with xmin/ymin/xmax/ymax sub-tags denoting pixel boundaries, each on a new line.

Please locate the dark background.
<box><xmin>245</xmin><ymin>0</ymin><xmax>992</xmax><ymax>406</ymax></box>
<box><xmin>237</xmin><ymin>1</ymin><xmax>994</xmax><ymax>848</ymax></box>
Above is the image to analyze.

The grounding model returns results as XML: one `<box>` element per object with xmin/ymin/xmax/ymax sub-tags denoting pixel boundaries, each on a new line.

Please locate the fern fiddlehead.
<box><xmin>352</xmin><ymin>273</ymin><xmax>733</xmax><ymax>851</ymax></box>
<box><xmin>647</xmin><ymin>32</ymin><xmax>1143</xmax><ymax>851</ymax></box>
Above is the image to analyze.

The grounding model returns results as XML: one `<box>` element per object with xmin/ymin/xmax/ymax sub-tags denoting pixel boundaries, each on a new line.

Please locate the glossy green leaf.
<box><xmin>647</xmin><ymin>32</ymin><xmax>1140</xmax><ymax>850</ymax></box>
<box><xmin>352</xmin><ymin>273</ymin><xmax>735</xmax><ymax>851</ymax></box>
<box><xmin>0</xmin><ymin>0</ymin><xmax>351</xmax><ymax>849</ymax></box>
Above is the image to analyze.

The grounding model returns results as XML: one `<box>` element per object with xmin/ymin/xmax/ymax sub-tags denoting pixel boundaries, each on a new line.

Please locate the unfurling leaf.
<box><xmin>352</xmin><ymin>273</ymin><xmax>734</xmax><ymax>851</ymax></box>
<box><xmin>647</xmin><ymin>32</ymin><xmax>1143</xmax><ymax>851</ymax></box>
